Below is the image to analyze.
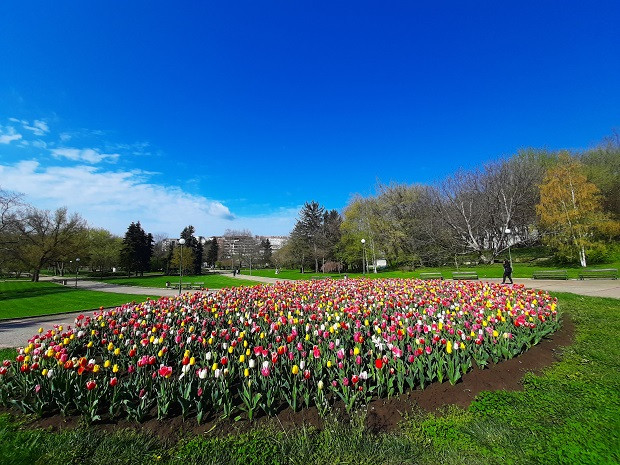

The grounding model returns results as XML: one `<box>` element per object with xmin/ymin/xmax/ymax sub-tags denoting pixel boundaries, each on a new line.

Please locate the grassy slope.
<box><xmin>98</xmin><ymin>274</ymin><xmax>258</xmax><ymax>289</ymax></box>
<box><xmin>0</xmin><ymin>281</ymin><xmax>155</xmax><ymax>320</ymax></box>
<box><xmin>0</xmin><ymin>293</ymin><xmax>618</xmax><ymax>464</ymax></box>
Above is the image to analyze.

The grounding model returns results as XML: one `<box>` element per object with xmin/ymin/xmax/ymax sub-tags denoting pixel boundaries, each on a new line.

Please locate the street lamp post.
<box><xmin>361</xmin><ymin>239</ymin><xmax>367</xmax><ymax>275</ymax></box>
<box><xmin>505</xmin><ymin>228</ymin><xmax>513</xmax><ymax>268</ymax></box>
<box><xmin>74</xmin><ymin>258</ymin><xmax>80</xmax><ymax>288</ymax></box>
<box><xmin>178</xmin><ymin>238</ymin><xmax>186</xmax><ymax>295</ymax></box>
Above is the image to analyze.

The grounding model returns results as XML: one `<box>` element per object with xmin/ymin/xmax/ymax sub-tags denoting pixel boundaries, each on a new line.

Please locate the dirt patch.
<box><xmin>2</xmin><ymin>316</ymin><xmax>574</xmax><ymax>440</ymax></box>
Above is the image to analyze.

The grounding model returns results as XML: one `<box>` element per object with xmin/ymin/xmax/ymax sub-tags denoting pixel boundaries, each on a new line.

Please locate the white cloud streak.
<box><xmin>51</xmin><ymin>147</ymin><xmax>120</xmax><ymax>164</ymax></box>
<box><xmin>0</xmin><ymin>126</ymin><xmax>23</xmax><ymax>144</ymax></box>
<box><xmin>0</xmin><ymin>161</ymin><xmax>296</xmax><ymax>237</ymax></box>
<box><xmin>8</xmin><ymin>118</ymin><xmax>49</xmax><ymax>136</ymax></box>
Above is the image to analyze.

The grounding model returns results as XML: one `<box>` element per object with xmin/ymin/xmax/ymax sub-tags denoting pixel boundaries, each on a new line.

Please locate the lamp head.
<box><xmin>179</xmin><ymin>238</ymin><xmax>186</xmax><ymax>245</ymax></box>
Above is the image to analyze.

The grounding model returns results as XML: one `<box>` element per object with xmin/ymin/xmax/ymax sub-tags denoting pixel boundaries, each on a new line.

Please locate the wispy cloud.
<box><xmin>0</xmin><ymin>161</ymin><xmax>296</xmax><ymax>237</ymax></box>
<box><xmin>9</xmin><ymin>118</ymin><xmax>50</xmax><ymax>136</ymax></box>
<box><xmin>51</xmin><ymin>147</ymin><xmax>120</xmax><ymax>164</ymax></box>
<box><xmin>0</xmin><ymin>126</ymin><xmax>23</xmax><ymax>144</ymax></box>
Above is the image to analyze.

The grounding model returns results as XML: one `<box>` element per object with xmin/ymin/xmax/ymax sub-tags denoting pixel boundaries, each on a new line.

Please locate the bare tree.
<box><xmin>13</xmin><ymin>207</ymin><xmax>87</xmax><ymax>281</ymax></box>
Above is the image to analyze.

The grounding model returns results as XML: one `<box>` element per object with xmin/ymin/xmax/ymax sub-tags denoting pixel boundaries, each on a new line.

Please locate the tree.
<box><xmin>0</xmin><ymin>188</ymin><xmax>24</xmax><ymax>273</ymax></box>
<box><xmin>580</xmin><ymin>134</ymin><xmax>620</xmax><ymax>218</ymax></box>
<box><xmin>260</xmin><ymin>238</ymin><xmax>273</xmax><ymax>266</ymax></box>
<box><xmin>536</xmin><ymin>153</ymin><xmax>616</xmax><ymax>267</ymax></box>
<box><xmin>88</xmin><ymin>228</ymin><xmax>122</xmax><ymax>278</ymax></box>
<box><xmin>149</xmin><ymin>233</ymin><xmax>170</xmax><ymax>274</ymax></box>
<box><xmin>205</xmin><ymin>237</ymin><xmax>219</xmax><ymax>268</ymax></box>
<box><xmin>12</xmin><ymin>206</ymin><xmax>87</xmax><ymax>281</ymax></box>
<box><xmin>291</xmin><ymin>201</ymin><xmax>326</xmax><ymax>273</ymax></box>
<box><xmin>170</xmin><ymin>245</ymin><xmax>195</xmax><ymax>275</ymax></box>
<box><xmin>180</xmin><ymin>225</ymin><xmax>205</xmax><ymax>274</ymax></box>
<box><xmin>120</xmin><ymin>222</ymin><xmax>153</xmax><ymax>276</ymax></box>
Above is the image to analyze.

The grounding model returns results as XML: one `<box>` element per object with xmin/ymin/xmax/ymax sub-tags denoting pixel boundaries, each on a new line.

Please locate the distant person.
<box><xmin>502</xmin><ymin>259</ymin><xmax>513</xmax><ymax>284</ymax></box>
<box><xmin>233</xmin><ymin>269</ymin><xmax>236</xmax><ymax>276</ymax></box>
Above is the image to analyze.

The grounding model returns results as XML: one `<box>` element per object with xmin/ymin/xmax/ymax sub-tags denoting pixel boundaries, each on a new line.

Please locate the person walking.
<box><xmin>502</xmin><ymin>259</ymin><xmax>513</xmax><ymax>284</ymax></box>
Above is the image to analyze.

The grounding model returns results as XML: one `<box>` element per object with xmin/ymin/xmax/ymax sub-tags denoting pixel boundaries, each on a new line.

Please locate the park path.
<box><xmin>1</xmin><ymin>275</ymin><xmax>618</xmax><ymax>349</ymax></box>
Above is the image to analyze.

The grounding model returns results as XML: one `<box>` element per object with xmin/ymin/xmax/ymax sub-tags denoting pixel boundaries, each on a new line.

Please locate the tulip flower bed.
<box><xmin>0</xmin><ymin>279</ymin><xmax>560</xmax><ymax>424</ymax></box>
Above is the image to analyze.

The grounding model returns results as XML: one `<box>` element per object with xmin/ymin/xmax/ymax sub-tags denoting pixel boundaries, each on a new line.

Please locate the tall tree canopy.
<box><xmin>536</xmin><ymin>153</ymin><xmax>617</xmax><ymax>267</ymax></box>
<box><xmin>120</xmin><ymin>222</ymin><xmax>153</xmax><ymax>276</ymax></box>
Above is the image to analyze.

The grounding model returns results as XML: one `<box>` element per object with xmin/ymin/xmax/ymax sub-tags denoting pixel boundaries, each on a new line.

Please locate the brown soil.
<box><xmin>2</xmin><ymin>316</ymin><xmax>574</xmax><ymax>441</ymax></box>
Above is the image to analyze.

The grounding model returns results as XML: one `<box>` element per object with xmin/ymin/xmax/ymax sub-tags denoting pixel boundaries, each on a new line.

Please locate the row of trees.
<box><xmin>277</xmin><ymin>136</ymin><xmax>619</xmax><ymax>270</ymax></box>
<box><xmin>0</xmin><ymin>191</ymin><xmax>229</xmax><ymax>280</ymax></box>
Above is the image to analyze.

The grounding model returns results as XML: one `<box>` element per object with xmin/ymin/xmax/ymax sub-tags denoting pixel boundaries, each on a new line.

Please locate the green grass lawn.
<box><xmin>1</xmin><ymin>292</ymin><xmax>618</xmax><ymax>464</ymax></box>
<box><xmin>243</xmin><ymin>259</ymin><xmax>620</xmax><ymax>281</ymax></box>
<box><xmin>0</xmin><ymin>281</ymin><xmax>155</xmax><ymax>320</ymax></box>
<box><xmin>98</xmin><ymin>273</ymin><xmax>258</xmax><ymax>289</ymax></box>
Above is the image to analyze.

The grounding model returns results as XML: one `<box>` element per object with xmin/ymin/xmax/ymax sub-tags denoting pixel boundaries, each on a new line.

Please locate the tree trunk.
<box><xmin>579</xmin><ymin>246</ymin><xmax>587</xmax><ymax>267</ymax></box>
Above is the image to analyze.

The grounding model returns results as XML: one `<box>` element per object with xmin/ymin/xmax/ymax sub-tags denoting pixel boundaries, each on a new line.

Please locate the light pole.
<box><xmin>178</xmin><ymin>238</ymin><xmax>186</xmax><ymax>295</ymax></box>
<box><xmin>74</xmin><ymin>258</ymin><xmax>80</xmax><ymax>288</ymax></box>
<box><xmin>361</xmin><ymin>239</ymin><xmax>367</xmax><ymax>275</ymax></box>
<box><xmin>505</xmin><ymin>228</ymin><xmax>513</xmax><ymax>268</ymax></box>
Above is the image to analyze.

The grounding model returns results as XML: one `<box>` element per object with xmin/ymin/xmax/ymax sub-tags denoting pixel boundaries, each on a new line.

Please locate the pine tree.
<box><xmin>206</xmin><ymin>237</ymin><xmax>219</xmax><ymax>268</ymax></box>
<box><xmin>120</xmin><ymin>222</ymin><xmax>152</xmax><ymax>276</ymax></box>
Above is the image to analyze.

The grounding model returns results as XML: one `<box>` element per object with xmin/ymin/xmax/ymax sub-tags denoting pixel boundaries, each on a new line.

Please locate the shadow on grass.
<box><xmin>0</xmin><ymin>284</ymin><xmax>78</xmax><ymax>302</ymax></box>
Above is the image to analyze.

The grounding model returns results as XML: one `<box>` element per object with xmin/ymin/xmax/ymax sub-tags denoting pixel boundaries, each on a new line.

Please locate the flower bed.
<box><xmin>0</xmin><ymin>279</ymin><xmax>560</xmax><ymax>423</ymax></box>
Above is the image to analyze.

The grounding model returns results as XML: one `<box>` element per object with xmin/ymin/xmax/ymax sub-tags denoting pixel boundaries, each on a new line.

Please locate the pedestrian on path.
<box><xmin>502</xmin><ymin>259</ymin><xmax>513</xmax><ymax>284</ymax></box>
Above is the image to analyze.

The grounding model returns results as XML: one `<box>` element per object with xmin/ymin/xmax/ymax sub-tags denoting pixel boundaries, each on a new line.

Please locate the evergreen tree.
<box><xmin>260</xmin><ymin>238</ymin><xmax>272</xmax><ymax>266</ymax></box>
<box><xmin>206</xmin><ymin>237</ymin><xmax>219</xmax><ymax>267</ymax></box>
<box><xmin>120</xmin><ymin>222</ymin><xmax>152</xmax><ymax>276</ymax></box>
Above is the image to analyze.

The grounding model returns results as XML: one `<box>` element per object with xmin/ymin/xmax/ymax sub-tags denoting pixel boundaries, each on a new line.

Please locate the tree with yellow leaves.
<box><xmin>536</xmin><ymin>153</ymin><xmax>616</xmax><ymax>267</ymax></box>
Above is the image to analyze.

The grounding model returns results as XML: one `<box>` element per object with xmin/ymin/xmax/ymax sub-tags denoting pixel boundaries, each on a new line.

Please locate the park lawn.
<box><xmin>0</xmin><ymin>281</ymin><xmax>155</xmax><ymax>320</ymax></box>
<box><xmin>1</xmin><ymin>292</ymin><xmax>617</xmax><ymax>464</ymax></box>
<box><xmin>243</xmin><ymin>259</ymin><xmax>620</xmax><ymax>281</ymax></box>
<box><xmin>99</xmin><ymin>274</ymin><xmax>258</xmax><ymax>289</ymax></box>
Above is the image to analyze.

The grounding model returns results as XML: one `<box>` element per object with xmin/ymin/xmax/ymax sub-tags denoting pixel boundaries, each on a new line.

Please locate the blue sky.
<box><xmin>1</xmin><ymin>1</ymin><xmax>618</xmax><ymax>238</ymax></box>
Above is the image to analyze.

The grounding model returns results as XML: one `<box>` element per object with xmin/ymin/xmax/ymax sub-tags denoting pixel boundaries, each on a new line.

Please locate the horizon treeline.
<box><xmin>277</xmin><ymin>134</ymin><xmax>620</xmax><ymax>270</ymax></box>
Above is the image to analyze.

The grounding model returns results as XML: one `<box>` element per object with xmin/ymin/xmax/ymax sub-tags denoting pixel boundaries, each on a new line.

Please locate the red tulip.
<box><xmin>86</xmin><ymin>380</ymin><xmax>96</xmax><ymax>390</ymax></box>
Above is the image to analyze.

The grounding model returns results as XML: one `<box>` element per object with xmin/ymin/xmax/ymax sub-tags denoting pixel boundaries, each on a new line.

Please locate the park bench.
<box><xmin>578</xmin><ymin>268</ymin><xmax>618</xmax><ymax>280</ymax></box>
<box><xmin>452</xmin><ymin>271</ymin><xmax>478</xmax><ymax>280</ymax></box>
<box><xmin>532</xmin><ymin>270</ymin><xmax>568</xmax><ymax>280</ymax></box>
<box><xmin>51</xmin><ymin>277</ymin><xmax>68</xmax><ymax>285</ymax></box>
<box><xmin>191</xmin><ymin>282</ymin><xmax>204</xmax><ymax>289</ymax></box>
<box><xmin>419</xmin><ymin>272</ymin><xmax>444</xmax><ymax>280</ymax></box>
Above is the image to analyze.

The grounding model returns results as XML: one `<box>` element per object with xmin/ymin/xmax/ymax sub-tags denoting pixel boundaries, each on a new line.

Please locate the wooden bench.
<box><xmin>532</xmin><ymin>270</ymin><xmax>568</xmax><ymax>280</ymax></box>
<box><xmin>452</xmin><ymin>271</ymin><xmax>478</xmax><ymax>280</ymax></box>
<box><xmin>419</xmin><ymin>272</ymin><xmax>444</xmax><ymax>280</ymax></box>
<box><xmin>191</xmin><ymin>282</ymin><xmax>205</xmax><ymax>289</ymax></box>
<box><xmin>51</xmin><ymin>278</ymin><xmax>68</xmax><ymax>285</ymax></box>
<box><xmin>578</xmin><ymin>268</ymin><xmax>618</xmax><ymax>280</ymax></box>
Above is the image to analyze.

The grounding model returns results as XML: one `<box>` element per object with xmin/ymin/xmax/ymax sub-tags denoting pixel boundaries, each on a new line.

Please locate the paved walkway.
<box><xmin>1</xmin><ymin>275</ymin><xmax>618</xmax><ymax>349</ymax></box>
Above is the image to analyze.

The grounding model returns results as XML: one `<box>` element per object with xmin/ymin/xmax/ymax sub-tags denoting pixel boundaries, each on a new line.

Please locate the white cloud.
<box><xmin>0</xmin><ymin>161</ymin><xmax>296</xmax><ymax>236</ymax></box>
<box><xmin>51</xmin><ymin>147</ymin><xmax>120</xmax><ymax>164</ymax></box>
<box><xmin>59</xmin><ymin>133</ymin><xmax>71</xmax><ymax>142</ymax></box>
<box><xmin>8</xmin><ymin>118</ymin><xmax>50</xmax><ymax>136</ymax></box>
<box><xmin>0</xmin><ymin>126</ymin><xmax>23</xmax><ymax>144</ymax></box>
